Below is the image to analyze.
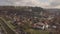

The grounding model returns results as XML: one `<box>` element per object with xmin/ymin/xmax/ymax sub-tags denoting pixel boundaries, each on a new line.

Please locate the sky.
<box><xmin>0</xmin><ymin>0</ymin><xmax>60</xmax><ymax>8</ymax></box>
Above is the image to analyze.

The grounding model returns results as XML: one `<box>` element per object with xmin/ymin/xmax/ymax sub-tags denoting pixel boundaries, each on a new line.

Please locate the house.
<box><xmin>32</xmin><ymin>23</ymin><xmax>45</xmax><ymax>30</ymax></box>
<box><xmin>32</xmin><ymin>22</ymin><xmax>50</xmax><ymax>30</ymax></box>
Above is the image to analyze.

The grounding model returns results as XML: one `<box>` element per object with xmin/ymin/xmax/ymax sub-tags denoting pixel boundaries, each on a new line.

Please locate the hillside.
<box><xmin>0</xmin><ymin>6</ymin><xmax>44</xmax><ymax>17</ymax></box>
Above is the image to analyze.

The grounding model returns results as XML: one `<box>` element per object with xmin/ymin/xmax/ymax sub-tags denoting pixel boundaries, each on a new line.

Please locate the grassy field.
<box><xmin>25</xmin><ymin>29</ymin><xmax>49</xmax><ymax>34</ymax></box>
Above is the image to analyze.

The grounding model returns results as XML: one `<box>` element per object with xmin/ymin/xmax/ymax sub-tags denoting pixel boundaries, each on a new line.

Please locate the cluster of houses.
<box><xmin>31</xmin><ymin>15</ymin><xmax>57</xmax><ymax>30</ymax></box>
<box><xmin>32</xmin><ymin>22</ymin><xmax>57</xmax><ymax>30</ymax></box>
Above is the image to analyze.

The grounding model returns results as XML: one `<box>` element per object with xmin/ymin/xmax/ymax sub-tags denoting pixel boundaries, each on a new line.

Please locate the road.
<box><xmin>0</xmin><ymin>17</ymin><xmax>18</xmax><ymax>34</ymax></box>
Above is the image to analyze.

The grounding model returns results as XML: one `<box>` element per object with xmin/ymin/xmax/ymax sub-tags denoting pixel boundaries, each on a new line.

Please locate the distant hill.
<box><xmin>45</xmin><ymin>9</ymin><xmax>60</xmax><ymax>13</ymax></box>
<box><xmin>45</xmin><ymin>9</ymin><xmax>60</xmax><ymax>16</ymax></box>
<box><xmin>0</xmin><ymin>6</ymin><xmax>44</xmax><ymax>17</ymax></box>
<box><xmin>0</xmin><ymin>6</ymin><xmax>43</xmax><ymax>12</ymax></box>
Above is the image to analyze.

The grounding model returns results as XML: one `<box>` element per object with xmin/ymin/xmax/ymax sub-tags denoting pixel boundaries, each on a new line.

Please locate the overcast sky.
<box><xmin>0</xmin><ymin>0</ymin><xmax>60</xmax><ymax>8</ymax></box>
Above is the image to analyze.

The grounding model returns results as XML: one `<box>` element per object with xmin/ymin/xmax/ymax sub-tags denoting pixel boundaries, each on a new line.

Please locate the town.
<box><xmin>0</xmin><ymin>6</ymin><xmax>60</xmax><ymax>34</ymax></box>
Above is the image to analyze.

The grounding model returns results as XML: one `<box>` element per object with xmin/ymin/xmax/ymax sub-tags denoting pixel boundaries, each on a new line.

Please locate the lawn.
<box><xmin>25</xmin><ymin>29</ymin><xmax>49</xmax><ymax>34</ymax></box>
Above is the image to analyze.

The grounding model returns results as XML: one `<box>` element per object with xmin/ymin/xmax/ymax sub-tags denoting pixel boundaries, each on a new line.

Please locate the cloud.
<box><xmin>50</xmin><ymin>0</ymin><xmax>60</xmax><ymax>6</ymax></box>
<box><xmin>12</xmin><ymin>0</ymin><xmax>51</xmax><ymax>7</ymax></box>
<box><xmin>0</xmin><ymin>0</ymin><xmax>60</xmax><ymax>8</ymax></box>
<box><xmin>0</xmin><ymin>0</ymin><xmax>51</xmax><ymax>6</ymax></box>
